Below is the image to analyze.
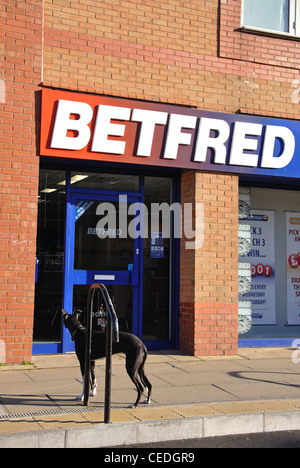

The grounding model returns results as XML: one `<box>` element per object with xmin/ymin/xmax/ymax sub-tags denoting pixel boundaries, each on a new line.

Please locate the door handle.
<box><xmin>94</xmin><ymin>274</ymin><xmax>116</xmax><ymax>281</ymax></box>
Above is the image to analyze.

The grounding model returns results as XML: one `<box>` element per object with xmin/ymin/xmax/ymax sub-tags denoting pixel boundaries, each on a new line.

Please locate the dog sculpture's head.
<box><xmin>62</xmin><ymin>308</ymin><xmax>84</xmax><ymax>338</ymax></box>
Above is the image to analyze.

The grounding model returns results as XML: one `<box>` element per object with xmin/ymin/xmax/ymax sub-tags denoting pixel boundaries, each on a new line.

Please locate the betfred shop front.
<box><xmin>33</xmin><ymin>88</ymin><xmax>300</xmax><ymax>356</ymax></box>
<box><xmin>34</xmin><ymin>170</ymin><xmax>180</xmax><ymax>353</ymax></box>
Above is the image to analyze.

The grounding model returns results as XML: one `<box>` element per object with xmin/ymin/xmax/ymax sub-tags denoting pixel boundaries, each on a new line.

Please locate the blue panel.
<box><xmin>72</xmin><ymin>270</ymin><xmax>134</xmax><ymax>285</ymax></box>
<box><xmin>143</xmin><ymin>340</ymin><xmax>173</xmax><ymax>350</ymax></box>
<box><xmin>32</xmin><ymin>342</ymin><xmax>62</xmax><ymax>355</ymax></box>
<box><xmin>239</xmin><ymin>338</ymin><xmax>297</xmax><ymax>348</ymax></box>
<box><xmin>62</xmin><ymin>173</ymin><xmax>75</xmax><ymax>353</ymax></box>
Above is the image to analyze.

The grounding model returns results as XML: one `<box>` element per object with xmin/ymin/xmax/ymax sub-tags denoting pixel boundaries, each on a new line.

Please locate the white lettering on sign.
<box><xmin>261</xmin><ymin>125</ymin><xmax>295</xmax><ymax>169</ymax></box>
<box><xmin>163</xmin><ymin>114</ymin><xmax>197</xmax><ymax>159</ymax></box>
<box><xmin>194</xmin><ymin>118</ymin><xmax>230</xmax><ymax>164</ymax></box>
<box><xmin>51</xmin><ymin>100</ymin><xmax>93</xmax><ymax>150</ymax></box>
<box><xmin>131</xmin><ymin>108</ymin><xmax>168</xmax><ymax>157</ymax></box>
<box><xmin>91</xmin><ymin>105</ymin><xmax>131</xmax><ymax>154</ymax></box>
<box><xmin>229</xmin><ymin>122</ymin><xmax>262</xmax><ymax>167</ymax></box>
<box><xmin>49</xmin><ymin>99</ymin><xmax>296</xmax><ymax>170</ymax></box>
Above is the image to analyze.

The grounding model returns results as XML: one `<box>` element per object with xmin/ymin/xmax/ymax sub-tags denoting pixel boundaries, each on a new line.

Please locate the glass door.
<box><xmin>62</xmin><ymin>191</ymin><xmax>142</xmax><ymax>352</ymax></box>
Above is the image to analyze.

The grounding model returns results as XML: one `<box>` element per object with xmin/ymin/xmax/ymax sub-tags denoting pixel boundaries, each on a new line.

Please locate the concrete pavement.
<box><xmin>0</xmin><ymin>347</ymin><xmax>300</xmax><ymax>447</ymax></box>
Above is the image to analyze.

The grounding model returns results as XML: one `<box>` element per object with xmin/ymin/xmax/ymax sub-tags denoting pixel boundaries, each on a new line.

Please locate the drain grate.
<box><xmin>0</xmin><ymin>401</ymin><xmax>192</xmax><ymax>421</ymax></box>
<box><xmin>0</xmin><ymin>395</ymin><xmax>299</xmax><ymax>421</ymax></box>
<box><xmin>0</xmin><ymin>405</ymin><xmax>106</xmax><ymax>420</ymax></box>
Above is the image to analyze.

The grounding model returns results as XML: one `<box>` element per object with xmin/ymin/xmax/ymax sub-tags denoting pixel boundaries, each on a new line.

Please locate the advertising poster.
<box><xmin>286</xmin><ymin>212</ymin><xmax>300</xmax><ymax>325</ymax></box>
<box><xmin>150</xmin><ymin>232</ymin><xmax>165</xmax><ymax>259</ymax></box>
<box><xmin>239</xmin><ymin>210</ymin><xmax>276</xmax><ymax>325</ymax></box>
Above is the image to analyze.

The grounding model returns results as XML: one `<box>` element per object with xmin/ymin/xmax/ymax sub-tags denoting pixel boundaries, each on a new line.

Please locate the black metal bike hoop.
<box><xmin>83</xmin><ymin>283</ymin><xmax>119</xmax><ymax>424</ymax></box>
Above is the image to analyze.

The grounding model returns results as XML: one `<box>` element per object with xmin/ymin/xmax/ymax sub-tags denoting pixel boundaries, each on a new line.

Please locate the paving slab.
<box><xmin>168</xmin><ymin>403</ymin><xmax>224</xmax><ymax>417</ymax></box>
<box><xmin>0</xmin><ymin>418</ymin><xmax>43</xmax><ymax>435</ymax></box>
<box><xmin>0</xmin><ymin>394</ymin><xmax>59</xmax><ymax>415</ymax></box>
<box><xmin>34</xmin><ymin>413</ymin><xmax>92</xmax><ymax>430</ymax></box>
<box><xmin>32</xmin><ymin>354</ymin><xmax>78</xmax><ymax>369</ymax></box>
<box><xmin>238</xmin><ymin>347</ymin><xmax>294</xmax><ymax>360</ymax></box>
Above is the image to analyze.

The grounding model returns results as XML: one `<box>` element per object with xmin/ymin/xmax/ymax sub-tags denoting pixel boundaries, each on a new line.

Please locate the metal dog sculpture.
<box><xmin>62</xmin><ymin>309</ymin><xmax>152</xmax><ymax>408</ymax></box>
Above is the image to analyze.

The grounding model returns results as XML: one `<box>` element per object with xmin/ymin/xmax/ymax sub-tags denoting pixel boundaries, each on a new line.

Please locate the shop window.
<box><xmin>33</xmin><ymin>170</ymin><xmax>66</xmax><ymax>342</ymax></box>
<box><xmin>34</xmin><ymin>169</ymin><xmax>175</xmax><ymax>348</ymax></box>
<box><xmin>143</xmin><ymin>177</ymin><xmax>172</xmax><ymax>342</ymax></box>
<box><xmin>238</xmin><ymin>186</ymin><xmax>300</xmax><ymax>343</ymax></box>
<box><xmin>242</xmin><ymin>0</ymin><xmax>300</xmax><ymax>36</ymax></box>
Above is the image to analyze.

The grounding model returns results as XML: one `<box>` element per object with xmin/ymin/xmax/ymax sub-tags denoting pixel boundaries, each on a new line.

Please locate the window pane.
<box><xmin>243</xmin><ymin>0</ymin><xmax>290</xmax><ymax>33</ymax></box>
<box><xmin>143</xmin><ymin>177</ymin><xmax>172</xmax><ymax>341</ymax></box>
<box><xmin>34</xmin><ymin>170</ymin><xmax>66</xmax><ymax>342</ymax></box>
<box><xmin>74</xmin><ymin>199</ymin><xmax>135</xmax><ymax>271</ymax></box>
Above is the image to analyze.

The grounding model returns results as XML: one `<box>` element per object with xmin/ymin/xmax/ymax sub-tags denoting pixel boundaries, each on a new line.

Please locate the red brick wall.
<box><xmin>2</xmin><ymin>0</ymin><xmax>299</xmax><ymax>360</ymax></box>
<box><xmin>220</xmin><ymin>0</ymin><xmax>300</xmax><ymax>70</ymax></box>
<box><xmin>43</xmin><ymin>0</ymin><xmax>300</xmax><ymax>118</ymax></box>
<box><xmin>180</xmin><ymin>172</ymin><xmax>239</xmax><ymax>356</ymax></box>
<box><xmin>219</xmin><ymin>0</ymin><xmax>300</xmax><ymax>119</ymax></box>
<box><xmin>0</xmin><ymin>1</ymin><xmax>42</xmax><ymax>363</ymax></box>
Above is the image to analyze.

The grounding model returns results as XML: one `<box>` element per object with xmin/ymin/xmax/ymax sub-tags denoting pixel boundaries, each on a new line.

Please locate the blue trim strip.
<box><xmin>32</xmin><ymin>342</ymin><xmax>61</xmax><ymax>355</ymax></box>
<box><xmin>62</xmin><ymin>172</ymin><xmax>75</xmax><ymax>353</ymax></box>
<box><xmin>72</xmin><ymin>270</ymin><xmax>135</xmax><ymax>285</ymax></box>
<box><xmin>143</xmin><ymin>340</ymin><xmax>173</xmax><ymax>350</ymax></box>
<box><xmin>71</xmin><ymin>187</ymin><xmax>142</xmax><ymax>198</ymax></box>
<box><xmin>138</xmin><ymin>176</ymin><xmax>144</xmax><ymax>339</ymax></box>
<box><xmin>173</xmin><ymin>176</ymin><xmax>180</xmax><ymax>350</ymax></box>
<box><xmin>239</xmin><ymin>338</ymin><xmax>298</xmax><ymax>348</ymax></box>
<box><xmin>70</xmin><ymin>191</ymin><xmax>140</xmax><ymax>203</ymax></box>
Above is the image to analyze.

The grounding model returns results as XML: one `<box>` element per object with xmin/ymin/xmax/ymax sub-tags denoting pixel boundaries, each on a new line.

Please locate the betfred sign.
<box><xmin>40</xmin><ymin>89</ymin><xmax>300</xmax><ymax>178</ymax></box>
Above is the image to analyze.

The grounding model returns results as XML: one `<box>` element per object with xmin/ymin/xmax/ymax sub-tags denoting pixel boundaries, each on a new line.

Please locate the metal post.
<box><xmin>104</xmin><ymin>315</ymin><xmax>112</xmax><ymax>424</ymax></box>
<box><xmin>84</xmin><ymin>284</ymin><xmax>119</xmax><ymax>422</ymax></box>
<box><xmin>83</xmin><ymin>287</ymin><xmax>94</xmax><ymax>406</ymax></box>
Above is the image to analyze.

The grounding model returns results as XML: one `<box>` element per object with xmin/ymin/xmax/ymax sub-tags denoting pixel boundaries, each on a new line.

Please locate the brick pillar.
<box><xmin>0</xmin><ymin>1</ymin><xmax>42</xmax><ymax>363</ymax></box>
<box><xmin>180</xmin><ymin>171</ymin><xmax>239</xmax><ymax>356</ymax></box>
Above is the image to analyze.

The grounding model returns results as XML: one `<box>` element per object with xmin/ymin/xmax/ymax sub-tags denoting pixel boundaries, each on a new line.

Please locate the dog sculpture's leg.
<box><xmin>90</xmin><ymin>360</ymin><xmax>97</xmax><ymax>397</ymax></box>
<box><xmin>139</xmin><ymin>369</ymin><xmax>152</xmax><ymax>404</ymax></box>
<box><xmin>139</xmin><ymin>351</ymin><xmax>152</xmax><ymax>404</ymax></box>
<box><xmin>75</xmin><ymin>378</ymin><xmax>85</xmax><ymax>401</ymax></box>
<box><xmin>75</xmin><ymin>361</ymin><xmax>97</xmax><ymax>400</ymax></box>
<box><xmin>127</xmin><ymin>373</ymin><xmax>143</xmax><ymax>409</ymax></box>
<box><xmin>75</xmin><ymin>360</ymin><xmax>85</xmax><ymax>401</ymax></box>
<box><xmin>126</xmin><ymin>351</ymin><xmax>145</xmax><ymax>408</ymax></box>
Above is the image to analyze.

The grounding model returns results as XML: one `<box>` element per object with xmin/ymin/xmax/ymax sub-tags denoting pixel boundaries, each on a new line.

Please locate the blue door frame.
<box><xmin>62</xmin><ymin>188</ymin><xmax>143</xmax><ymax>353</ymax></box>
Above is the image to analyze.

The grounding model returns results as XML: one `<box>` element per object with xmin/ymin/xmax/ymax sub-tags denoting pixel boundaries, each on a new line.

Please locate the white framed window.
<box><xmin>242</xmin><ymin>0</ymin><xmax>300</xmax><ymax>37</ymax></box>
